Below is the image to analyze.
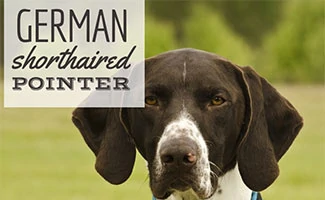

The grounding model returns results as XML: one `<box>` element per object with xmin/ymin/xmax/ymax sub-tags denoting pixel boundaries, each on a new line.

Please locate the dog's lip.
<box><xmin>152</xmin><ymin>190</ymin><xmax>172</xmax><ymax>199</ymax></box>
<box><xmin>152</xmin><ymin>178</ymin><xmax>216</xmax><ymax>199</ymax></box>
<box><xmin>151</xmin><ymin>168</ymin><xmax>219</xmax><ymax>199</ymax></box>
<box><xmin>170</xmin><ymin>179</ymin><xmax>191</xmax><ymax>191</ymax></box>
<box><xmin>152</xmin><ymin>188</ymin><xmax>215</xmax><ymax>200</ymax></box>
<box><xmin>151</xmin><ymin>178</ymin><xmax>191</xmax><ymax>199</ymax></box>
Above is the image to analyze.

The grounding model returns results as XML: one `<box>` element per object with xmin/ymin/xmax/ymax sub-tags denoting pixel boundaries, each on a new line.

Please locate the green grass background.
<box><xmin>1</xmin><ymin>85</ymin><xmax>324</xmax><ymax>199</ymax></box>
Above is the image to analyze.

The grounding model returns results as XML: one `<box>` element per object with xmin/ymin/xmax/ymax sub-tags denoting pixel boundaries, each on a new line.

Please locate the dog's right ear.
<box><xmin>72</xmin><ymin>108</ymin><xmax>136</xmax><ymax>184</ymax></box>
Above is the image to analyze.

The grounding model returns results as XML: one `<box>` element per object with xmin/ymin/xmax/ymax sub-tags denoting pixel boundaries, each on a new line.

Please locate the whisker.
<box><xmin>138</xmin><ymin>174</ymin><xmax>150</xmax><ymax>191</ymax></box>
<box><xmin>141</xmin><ymin>174</ymin><xmax>150</xmax><ymax>187</ymax></box>
<box><xmin>209</xmin><ymin>164</ymin><xmax>222</xmax><ymax>190</ymax></box>
<box><xmin>209</xmin><ymin>161</ymin><xmax>224</xmax><ymax>174</ymax></box>
<box><xmin>204</xmin><ymin>140</ymin><xmax>215</xmax><ymax>147</ymax></box>
<box><xmin>144</xmin><ymin>174</ymin><xmax>150</xmax><ymax>183</ymax></box>
<box><xmin>153</xmin><ymin>135</ymin><xmax>162</xmax><ymax>142</ymax></box>
<box><xmin>210</xmin><ymin>170</ymin><xmax>218</xmax><ymax>179</ymax></box>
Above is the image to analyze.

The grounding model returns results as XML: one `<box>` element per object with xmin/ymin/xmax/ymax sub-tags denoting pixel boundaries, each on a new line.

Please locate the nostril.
<box><xmin>161</xmin><ymin>152</ymin><xmax>197</xmax><ymax>167</ymax></box>
<box><xmin>183</xmin><ymin>153</ymin><xmax>197</xmax><ymax>164</ymax></box>
<box><xmin>161</xmin><ymin>154</ymin><xmax>174</xmax><ymax>164</ymax></box>
<box><xmin>159</xmin><ymin>140</ymin><xmax>199</xmax><ymax>168</ymax></box>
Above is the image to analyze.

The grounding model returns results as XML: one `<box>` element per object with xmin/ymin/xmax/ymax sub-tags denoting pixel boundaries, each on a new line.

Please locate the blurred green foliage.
<box><xmin>145</xmin><ymin>17</ymin><xmax>177</xmax><ymax>58</ymax></box>
<box><xmin>260</xmin><ymin>1</ymin><xmax>324</xmax><ymax>83</ymax></box>
<box><xmin>182</xmin><ymin>4</ymin><xmax>254</xmax><ymax>66</ymax></box>
<box><xmin>210</xmin><ymin>1</ymin><xmax>284</xmax><ymax>47</ymax></box>
<box><xmin>145</xmin><ymin>1</ymin><xmax>324</xmax><ymax>83</ymax></box>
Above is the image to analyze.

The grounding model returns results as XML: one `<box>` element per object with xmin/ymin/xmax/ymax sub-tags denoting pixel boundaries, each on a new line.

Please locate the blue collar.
<box><xmin>152</xmin><ymin>191</ymin><xmax>260</xmax><ymax>200</ymax></box>
<box><xmin>251</xmin><ymin>191</ymin><xmax>259</xmax><ymax>200</ymax></box>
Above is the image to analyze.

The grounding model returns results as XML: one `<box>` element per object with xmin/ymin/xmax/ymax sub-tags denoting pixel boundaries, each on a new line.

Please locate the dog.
<box><xmin>72</xmin><ymin>48</ymin><xmax>303</xmax><ymax>200</ymax></box>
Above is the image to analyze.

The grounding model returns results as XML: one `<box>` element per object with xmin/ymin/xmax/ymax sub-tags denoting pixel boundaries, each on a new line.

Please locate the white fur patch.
<box><xmin>154</xmin><ymin>110</ymin><xmax>213</xmax><ymax>198</ymax></box>
<box><xmin>215</xmin><ymin>164</ymin><xmax>252</xmax><ymax>200</ymax></box>
<box><xmin>183</xmin><ymin>61</ymin><xmax>187</xmax><ymax>84</ymax></box>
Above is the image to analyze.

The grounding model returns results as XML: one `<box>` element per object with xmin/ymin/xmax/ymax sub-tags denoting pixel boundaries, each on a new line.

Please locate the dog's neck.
<box><xmin>166</xmin><ymin>165</ymin><xmax>252</xmax><ymax>200</ymax></box>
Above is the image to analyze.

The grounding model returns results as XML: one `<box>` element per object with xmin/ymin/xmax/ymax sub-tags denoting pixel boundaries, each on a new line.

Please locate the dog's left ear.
<box><xmin>234</xmin><ymin>66</ymin><xmax>303</xmax><ymax>191</ymax></box>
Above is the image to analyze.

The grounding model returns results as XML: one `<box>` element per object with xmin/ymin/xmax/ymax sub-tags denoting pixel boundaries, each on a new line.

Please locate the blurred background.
<box><xmin>0</xmin><ymin>0</ymin><xmax>324</xmax><ymax>199</ymax></box>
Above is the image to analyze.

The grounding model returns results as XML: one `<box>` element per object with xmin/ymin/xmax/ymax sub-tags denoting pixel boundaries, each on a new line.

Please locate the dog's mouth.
<box><xmin>151</xmin><ymin>173</ymin><xmax>218</xmax><ymax>199</ymax></box>
<box><xmin>170</xmin><ymin>179</ymin><xmax>191</xmax><ymax>191</ymax></box>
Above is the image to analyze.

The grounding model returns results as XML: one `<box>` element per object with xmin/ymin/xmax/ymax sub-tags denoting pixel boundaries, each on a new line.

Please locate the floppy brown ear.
<box><xmin>235</xmin><ymin>66</ymin><xmax>303</xmax><ymax>191</ymax></box>
<box><xmin>72</xmin><ymin>108</ymin><xmax>136</xmax><ymax>184</ymax></box>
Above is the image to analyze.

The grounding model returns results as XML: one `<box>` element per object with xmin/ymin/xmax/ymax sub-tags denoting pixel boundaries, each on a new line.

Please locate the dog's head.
<box><xmin>72</xmin><ymin>49</ymin><xmax>303</xmax><ymax>199</ymax></box>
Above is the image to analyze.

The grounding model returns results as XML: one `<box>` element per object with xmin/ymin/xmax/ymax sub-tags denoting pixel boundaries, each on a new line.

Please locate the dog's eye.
<box><xmin>210</xmin><ymin>96</ymin><xmax>225</xmax><ymax>106</ymax></box>
<box><xmin>145</xmin><ymin>96</ymin><xmax>159</xmax><ymax>106</ymax></box>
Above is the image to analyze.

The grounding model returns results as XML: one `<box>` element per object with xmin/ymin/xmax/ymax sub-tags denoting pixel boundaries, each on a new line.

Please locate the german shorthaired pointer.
<box><xmin>72</xmin><ymin>49</ymin><xmax>303</xmax><ymax>200</ymax></box>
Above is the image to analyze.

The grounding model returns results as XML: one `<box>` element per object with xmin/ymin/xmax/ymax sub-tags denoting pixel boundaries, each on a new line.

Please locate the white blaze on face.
<box><xmin>183</xmin><ymin>61</ymin><xmax>187</xmax><ymax>84</ymax></box>
<box><xmin>154</xmin><ymin>109</ymin><xmax>213</xmax><ymax>197</ymax></box>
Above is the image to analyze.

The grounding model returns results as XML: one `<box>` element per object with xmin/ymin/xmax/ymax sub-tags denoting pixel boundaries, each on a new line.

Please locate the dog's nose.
<box><xmin>159</xmin><ymin>139</ymin><xmax>198</xmax><ymax>169</ymax></box>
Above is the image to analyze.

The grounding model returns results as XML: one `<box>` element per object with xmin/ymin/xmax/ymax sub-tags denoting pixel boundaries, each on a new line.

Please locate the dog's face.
<box><xmin>72</xmin><ymin>49</ymin><xmax>303</xmax><ymax>199</ymax></box>
<box><xmin>128</xmin><ymin>50</ymin><xmax>246</xmax><ymax>198</ymax></box>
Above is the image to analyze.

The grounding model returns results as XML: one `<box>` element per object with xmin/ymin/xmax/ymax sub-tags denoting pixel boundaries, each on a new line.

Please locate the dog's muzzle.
<box><xmin>159</xmin><ymin>137</ymin><xmax>199</xmax><ymax>191</ymax></box>
<box><xmin>151</xmin><ymin>112</ymin><xmax>215</xmax><ymax>199</ymax></box>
